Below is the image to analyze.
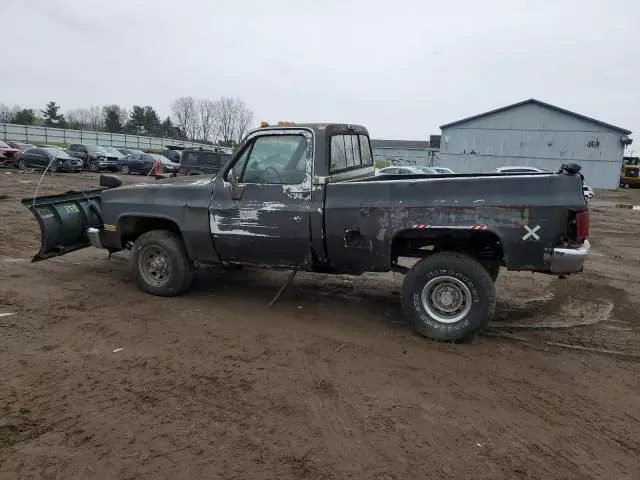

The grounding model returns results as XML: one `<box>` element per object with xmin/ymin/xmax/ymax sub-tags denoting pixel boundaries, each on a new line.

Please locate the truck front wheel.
<box><xmin>131</xmin><ymin>230</ymin><xmax>194</xmax><ymax>296</ymax></box>
<box><xmin>402</xmin><ymin>252</ymin><xmax>496</xmax><ymax>342</ymax></box>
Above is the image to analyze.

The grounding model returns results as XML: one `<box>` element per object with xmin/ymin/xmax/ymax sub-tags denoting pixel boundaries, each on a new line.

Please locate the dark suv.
<box><xmin>179</xmin><ymin>148</ymin><xmax>231</xmax><ymax>175</ymax></box>
<box><xmin>67</xmin><ymin>144</ymin><xmax>119</xmax><ymax>171</ymax></box>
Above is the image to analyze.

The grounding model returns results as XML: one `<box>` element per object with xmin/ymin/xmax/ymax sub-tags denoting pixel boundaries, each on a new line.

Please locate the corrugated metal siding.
<box><xmin>439</xmin><ymin>103</ymin><xmax>626</xmax><ymax>189</ymax></box>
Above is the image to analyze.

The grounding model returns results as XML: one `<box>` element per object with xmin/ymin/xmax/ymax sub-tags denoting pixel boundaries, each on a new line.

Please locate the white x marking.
<box><xmin>522</xmin><ymin>225</ymin><xmax>541</xmax><ymax>241</ymax></box>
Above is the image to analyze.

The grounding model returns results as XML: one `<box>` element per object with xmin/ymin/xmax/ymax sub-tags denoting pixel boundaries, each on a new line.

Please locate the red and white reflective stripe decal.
<box><xmin>412</xmin><ymin>224</ymin><xmax>488</xmax><ymax>230</ymax></box>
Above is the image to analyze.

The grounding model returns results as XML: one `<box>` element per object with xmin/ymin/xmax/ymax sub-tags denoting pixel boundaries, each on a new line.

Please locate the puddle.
<box><xmin>491</xmin><ymin>299</ymin><xmax>614</xmax><ymax>329</ymax></box>
<box><xmin>616</xmin><ymin>204</ymin><xmax>640</xmax><ymax>210</ymax></box>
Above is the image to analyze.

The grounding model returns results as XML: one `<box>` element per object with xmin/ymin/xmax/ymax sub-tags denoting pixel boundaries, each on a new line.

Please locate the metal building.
<box><xmin>371</xmin><ymin>139</ymin><xmax>439</xmax><ymax>167</ymax></box>
<box><xmin>438</xmin><ymin>99</ymin><xmax>633</xmax><ymax>189</ymax></box>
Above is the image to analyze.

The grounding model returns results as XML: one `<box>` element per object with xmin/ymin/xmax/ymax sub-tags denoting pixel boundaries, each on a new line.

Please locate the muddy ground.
<box><xmin>1</xmin><ymin>170</ymin><xmax>639</xmax><ymax>479</ymax></box>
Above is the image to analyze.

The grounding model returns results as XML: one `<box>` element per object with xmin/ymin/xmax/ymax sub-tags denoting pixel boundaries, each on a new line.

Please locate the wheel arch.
<box><xmin>117</xmin><ymin>214</ymin><xmax>189</xmax><ymax>255</ymax></box>
<box><xmin>390</xmin><ymin>226</ymin><xmax>506</xmax><ymax>267</ymax></box>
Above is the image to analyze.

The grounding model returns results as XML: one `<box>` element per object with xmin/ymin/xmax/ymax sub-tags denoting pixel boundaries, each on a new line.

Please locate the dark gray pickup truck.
<box><xmin>23</xmin><ymin>123</ymin><xmax>590</xmax><ymax>341</ymax></box>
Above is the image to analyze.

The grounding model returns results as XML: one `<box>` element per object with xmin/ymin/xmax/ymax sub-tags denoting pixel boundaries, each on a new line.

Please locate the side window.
<box><xmin>182</xmin><ymin>151</ymin><xmax>197</xmax><ymax>165</ymax></box>
<box><xmin>69</xmin><ymin>144</ymin><xmax>77</xmax><ymax>152</ymax></box>
<box><xmin>239</xmin><ymin>135</ymin><xmax>307</xmax><ymax>185</ymax></box>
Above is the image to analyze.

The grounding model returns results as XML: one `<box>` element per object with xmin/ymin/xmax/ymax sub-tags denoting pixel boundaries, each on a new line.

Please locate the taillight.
<box><xmin>575</xmin><ymin>210</ymin><xmax>589</xmax><ymax>240</ymax></box>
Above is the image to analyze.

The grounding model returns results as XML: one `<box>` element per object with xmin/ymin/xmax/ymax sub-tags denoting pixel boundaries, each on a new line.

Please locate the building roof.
<box><xmin>370</xmin><ymin>139</ymin><xmax>430</xmax><ymax>149</ymax></box>
<box><xmin>439</xmin><ymin>98</ymin><xmax>632</xmax><ymax>134</ymax></box>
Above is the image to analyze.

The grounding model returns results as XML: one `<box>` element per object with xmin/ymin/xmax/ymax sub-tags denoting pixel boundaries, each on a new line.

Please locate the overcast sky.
<box><xmin>2</xmin><ymin>0</ymin><xmax>639</xmax><ymax>141</ymax></box>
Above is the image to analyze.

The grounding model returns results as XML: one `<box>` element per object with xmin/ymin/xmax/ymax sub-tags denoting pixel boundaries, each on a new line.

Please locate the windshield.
<box><xmin>151</xmin><ymin>154</ymin><xmax>173</xmax><ymax>164</ymax></box>
<box><xmin>86</xmin><ymin>145</ymin><xmax>108</xmax><ymax>153</ymax></box>
<box><xmin>43</xmin><ymin>147</ymin><xmax>72</xmax><ymax>158</ymax></box>
<box><xmin>103</xmin><ymin>146</ymin><xmax>124</xmax><ymax>157</ymax></box>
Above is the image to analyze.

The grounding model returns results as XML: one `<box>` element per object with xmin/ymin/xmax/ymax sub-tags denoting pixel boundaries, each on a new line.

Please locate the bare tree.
<box><xmin>170</xmin><ymin>96</ymin><xmax>198</xmax><ymax>140</ymax></box>
<box><xmin>87</xmin><ymin>105</ymin><xmax>103</xmax><ymax>131</ymax></box>
<box><xmin>0</xmin><ymin>104</ymin><xmax>10</xmax><ymax>123</ymax></box>
<box><xmin>197</xmin><ymin>99</ymin><xmax>216</xmax><ymax>142</ymax></box>
<box><xmin>212</xmin><ymin>97</ymin><xmax>235</xmax><ymax>145</ymax></box>
<box><xmin>235</xmin><ymin>100</ymin><xmax>254</xmax><ymax>144</ymax></box>
<box><xmin>212</xmin><ymin>97</ymin><xmax>255</xmax><ymax>146</ymax></box>
<box><xmin>118</xmin><ymin>107</ymin><xmax>129</xmax><ymax>129</ymax></box>
<box><xmin>65</xmin><ymin>108</ymin><xmax>91</xmax><ymax>129</ymax></box>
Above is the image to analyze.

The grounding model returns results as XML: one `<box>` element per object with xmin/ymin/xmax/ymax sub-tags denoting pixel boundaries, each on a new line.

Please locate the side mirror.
<box><xmin>227</xmin><ymin>168</ymin><xmax>244</xmax><ymax>200</ymax></box>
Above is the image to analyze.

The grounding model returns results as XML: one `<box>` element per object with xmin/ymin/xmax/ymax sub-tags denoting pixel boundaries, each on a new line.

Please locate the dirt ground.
<box><xmin>1</xmin><ymin>170</ymin><xmax>639</xmax><ymax>479</ymax></box>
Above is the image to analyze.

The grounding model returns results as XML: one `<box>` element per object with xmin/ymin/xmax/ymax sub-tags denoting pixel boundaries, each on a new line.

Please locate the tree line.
<box><xmin>0</xmin><ymin>97</ymin><xmax>255</xmax><ymax>147</ymax></box>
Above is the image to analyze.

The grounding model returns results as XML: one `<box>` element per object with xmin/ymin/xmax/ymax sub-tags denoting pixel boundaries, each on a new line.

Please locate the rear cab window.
<box><xmin>330</xmin><ymin>134</ymin><xmax>373</xmax><ymax>173</ymax></box>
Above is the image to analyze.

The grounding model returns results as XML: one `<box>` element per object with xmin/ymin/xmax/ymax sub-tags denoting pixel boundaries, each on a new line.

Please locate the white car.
<box><xmin>583</xmin><ymin>185</ymin><xmax>594</xmax><ymax>201</ymax></box>
<box><xmin>431</xmin><ymin>167</ymin><xmax>455</xmax><ymax>174</ymax></box>
<box><xmin>376</xmin><ymin>166</ymin><xmax>438</xmax><ymax>176</ymax></box>
<box><xmin>493</xmin><ymin>166</ymin><xmax>549</xmax><ymax>173</ymax></box>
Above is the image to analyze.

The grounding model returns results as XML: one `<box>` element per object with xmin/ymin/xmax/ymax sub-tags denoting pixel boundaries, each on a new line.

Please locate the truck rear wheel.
<box><xmin>402</xmin><ymin>252</ymin><xmax>496</xmax><ymax>342</ymax></box>
<box><xmin>131</xmin><ymin>230</ymin><xmax>194</xmax><ymax>296</ymax></box>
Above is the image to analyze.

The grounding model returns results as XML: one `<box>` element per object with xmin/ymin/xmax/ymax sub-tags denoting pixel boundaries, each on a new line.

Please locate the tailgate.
<box><xmin>21</xmin><ymin>189</ymin><xmax>104</xmax><ymax>262</ymax></box>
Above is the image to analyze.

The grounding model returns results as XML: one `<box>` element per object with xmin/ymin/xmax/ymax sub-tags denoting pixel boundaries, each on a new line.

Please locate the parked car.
<box><xmin>6</xmin><ymin>141</ymin><xmax>36</xmax><ymax>151</ymax></box>
<box><xmin>160</xmin><ymin>148</ymin><xmax>182</xmax><ymax>163</ymax></box>
<box><xmin>376</xmin><ymin>166</ymin><xmax>438</xmax><ymax>175</ymax></box>
<box><xmin>493</xmin><ymin>166</ymin><xmax>549</xmax><ymax>173</ymax></box>
<box><xmin>117</xmin><ymin>148</ymin><xmax>145</xmax><ymax>156</ymax></box>
<box><xmin>67</xmin><ymin>144</ymin><xmax>119</xmax><ymax>171</ymax></box>
<box><xmin>583</xmin><ymin>185</ymin><xmax>594</xmax><ymax>201</ymax></box>
<box><xmin>23</xmin><ymin>122</ymin><xmax>589</xmax><ymax>342</ymax></box>
<box><xmin>118</xmin><ymin>153</ymin><xmax>179</xmax><ymax>175</ymax></box>
<box><xmin>14</xmin><ymin>147</ymin><xmax>83</xmax><ymax>172</ymax></box>
<box><xmin>179</xmin><ymin>148</ymin><xmax>231</xmax><ymax>175</ymax></box>
<box><xmin>432</xmin><ymin>167</ymin><xmax>455</xmax><ymax>174</ymax></box>
<box><xmin>0</xmin><ymin>140</ymin><xmax>20</xmax><ymax>161</ymax></box>
<box><xmin>102</xmin><ymin>146</ymin><xmax>125</xmax><ymax>160</ymax></box>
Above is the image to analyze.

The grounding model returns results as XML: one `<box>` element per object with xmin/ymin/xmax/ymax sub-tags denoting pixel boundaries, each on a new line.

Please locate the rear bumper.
<box><xmin>549</xmin><ymin>240</ymin><xmax>590</xmax><ymax>274</ymax></box>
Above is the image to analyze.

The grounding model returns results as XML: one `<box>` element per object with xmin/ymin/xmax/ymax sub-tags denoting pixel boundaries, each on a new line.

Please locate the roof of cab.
<box><xmin>259</xmin><ymin>123</ymin><xmax>369</xmax><ymax>135</ymax></box>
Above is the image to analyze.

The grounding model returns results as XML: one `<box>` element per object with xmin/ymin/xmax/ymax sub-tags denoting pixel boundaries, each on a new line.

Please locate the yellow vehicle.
<box><xmin>620</xmin><ymin>156</ymin><xmax>640</xmax><ymax>188</ymax></box>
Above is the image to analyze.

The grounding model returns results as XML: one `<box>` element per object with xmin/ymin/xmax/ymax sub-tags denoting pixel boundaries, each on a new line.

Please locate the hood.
<box><xmin>101</xmin><ymin>174</ymin><xmax>215</xmax><ymax>203</ymax></box>
<box><xmin>0</xmin><ymin>147</ymin><xmax>20</xmax><ymax>153</ymax></box>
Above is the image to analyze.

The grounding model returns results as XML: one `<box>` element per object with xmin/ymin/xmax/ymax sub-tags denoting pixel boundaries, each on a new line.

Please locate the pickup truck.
<box><xmin>22</xmin><ymin>123</ymin><xmax>590</xmax><ymax>342</ymax></box>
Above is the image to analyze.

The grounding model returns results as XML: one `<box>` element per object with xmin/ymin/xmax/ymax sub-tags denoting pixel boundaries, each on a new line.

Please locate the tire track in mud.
<box><xmin>292</xmin><ymin>335</ymin><xmax>401</xmax><ymax>479</ymax></box>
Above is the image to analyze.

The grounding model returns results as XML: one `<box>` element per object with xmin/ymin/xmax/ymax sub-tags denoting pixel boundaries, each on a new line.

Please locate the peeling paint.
<box><xmin>239</xmin><ymin>209</ymin><xmax>259</xmax><ymax>221</ymax></box>
<box><xmin>209</xmin><ymin>213</ymin><xmax>273</xmax><ymax>237</ymax></box>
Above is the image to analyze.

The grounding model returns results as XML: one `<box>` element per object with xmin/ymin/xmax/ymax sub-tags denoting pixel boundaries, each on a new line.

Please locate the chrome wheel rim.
<box><xmin>89</xmin><ymin>162</ymin><xmax>98</xmax><ymax>172</ymax></box>
<box><xmin>121</xmin><ymin>165</ymin><xmax>129</xmax><ymax>174</ymax></box>
<box><xmin>18</xmin><ymin>159</ymin><xmax>26</xmax><ymax>169</ymax></box>
<box><xmin>138</xmin><ymin>246</ymin><xmax>171</xmax><ymax>287</ymax></box>
<box><xmin>421</xmin><ymin>276</ymin><xmax>472</xmax><ymax>323</ymax></box>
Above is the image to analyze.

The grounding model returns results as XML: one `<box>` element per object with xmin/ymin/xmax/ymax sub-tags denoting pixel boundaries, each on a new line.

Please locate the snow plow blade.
<box><xmin>21</xmin><ymin>189</ymin><xmax>104</xmax><ymax>262</ymax></box>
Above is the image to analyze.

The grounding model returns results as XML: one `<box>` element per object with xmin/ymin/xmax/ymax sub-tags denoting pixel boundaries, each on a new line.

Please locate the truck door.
<box><xmin>209</xmin><ymin>129</ymin><xmax>313</xmax><ymax>266</ymax></box>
